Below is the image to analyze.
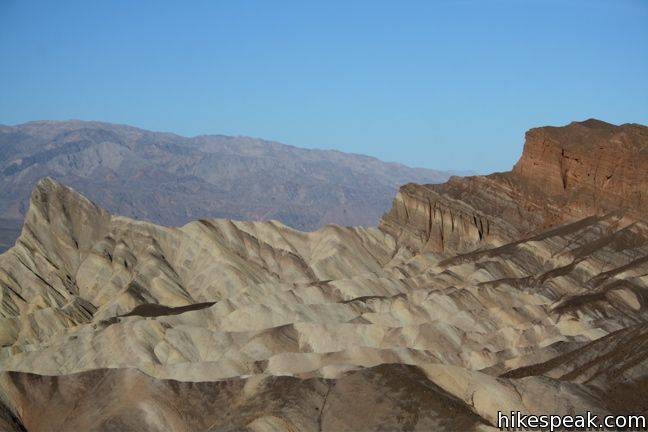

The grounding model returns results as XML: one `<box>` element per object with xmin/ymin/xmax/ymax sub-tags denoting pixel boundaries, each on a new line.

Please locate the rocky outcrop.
<box><xmin>381</xmin><ymin>119</ymin><xmax>648</xmax><ymax>254</ymax></box>
<box><xmin>513</xmin><ymin>119</ymin><xmax>648</xmax><ymax>215</ymax></box>
<box><xmin>379</xmin><ymin>175</ymin><xmax>540</xmax><ymax>254</ymax></box>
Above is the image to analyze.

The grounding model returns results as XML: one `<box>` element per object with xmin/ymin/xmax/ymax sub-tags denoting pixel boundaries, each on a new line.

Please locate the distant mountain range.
<box><xmin>0</xmin><ymin>120</ymin><xmax>451</xmax><ymax>251</ymax></box>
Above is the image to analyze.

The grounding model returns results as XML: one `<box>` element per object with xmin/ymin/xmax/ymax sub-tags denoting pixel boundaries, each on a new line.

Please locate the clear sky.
<box><xmin>1</xmin><ymin>1</ymin><xmax>646</xmax><ymax>172</ymax></box>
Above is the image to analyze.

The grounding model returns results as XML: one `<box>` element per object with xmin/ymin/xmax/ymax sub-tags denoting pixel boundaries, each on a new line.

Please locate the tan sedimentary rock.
<box><xmin>0</xmin><ymin>119</ymin><xmax>647</xmax><ymax>431</ymax></box>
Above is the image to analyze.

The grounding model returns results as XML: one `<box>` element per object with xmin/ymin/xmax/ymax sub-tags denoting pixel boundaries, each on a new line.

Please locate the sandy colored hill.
<box><xmin>0</xmin><ymin>119</ymin><xmax>646</xmax><ymax>431</ymax></box>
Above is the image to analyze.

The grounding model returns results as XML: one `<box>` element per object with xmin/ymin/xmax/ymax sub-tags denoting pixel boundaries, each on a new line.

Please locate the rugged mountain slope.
<box><xmin>0</xmin><ymin>119</ymin><xmax>646</xmax><ymax>431</ymax></box>
<box><xmin>381</xmin><ymin>119</ymin><xmax>648</xmax><ymax>254</ymax></box>
<box><xmin>0</xmin><ymin>120</ymin><xmax>450</xmax><ymax>253</ymax></box>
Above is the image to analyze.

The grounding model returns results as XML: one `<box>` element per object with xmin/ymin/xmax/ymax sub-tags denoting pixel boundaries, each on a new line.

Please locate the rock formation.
<box><xmin>0</xmin><ymin>119</ymin><xmax>646</xmax><ymax>431</ymax></box>
<box><xmin>381</xmin><ymin>119</ymin><xmax>648</xmax><ymax>254</ymax></box>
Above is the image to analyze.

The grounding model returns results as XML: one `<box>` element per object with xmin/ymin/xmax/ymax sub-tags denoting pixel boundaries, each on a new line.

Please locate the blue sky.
<box><xmin>1</xmin><ymin>0</ymin><xmax>646</xmax><ymax>172</ymax></box>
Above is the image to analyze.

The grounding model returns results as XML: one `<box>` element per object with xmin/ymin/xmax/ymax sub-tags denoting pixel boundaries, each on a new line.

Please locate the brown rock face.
<box><xmin>379</xmin><ymin>174</ymin><xmax>543</xmax><ymax>254</ymax></box>
<box><xmin>381</xmin><ymin>119</ymin><xmax>648</xmax><ymax>254</ymax></box>
<box><xmin>0</xmin><ymin>365</ymin><xmax>490</xmax><ymax>432</ymax></box>
<box><xmin>513</xmin><ymin>119</ymin><xmax>648</xmax><ymax>215</ymax></box>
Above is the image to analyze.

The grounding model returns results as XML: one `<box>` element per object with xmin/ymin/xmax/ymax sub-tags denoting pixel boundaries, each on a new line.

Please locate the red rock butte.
<box><xmin>381</xmin><ymin>119</ymin><xmax>648</xmax><ymax>254</ymax></box>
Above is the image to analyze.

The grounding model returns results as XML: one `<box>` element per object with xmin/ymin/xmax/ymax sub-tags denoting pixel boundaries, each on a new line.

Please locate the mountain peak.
<box><xmin>20</xmin><ymin>175</ymin><xmax>111</xmax><ymax>272</ymax></box>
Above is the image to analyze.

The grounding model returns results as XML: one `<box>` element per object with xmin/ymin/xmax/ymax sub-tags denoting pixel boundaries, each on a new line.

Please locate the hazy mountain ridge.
<box><xmin>0</xmin><ymin>120</ymin><xmax>451</xmax><ymax>251</ymax></box>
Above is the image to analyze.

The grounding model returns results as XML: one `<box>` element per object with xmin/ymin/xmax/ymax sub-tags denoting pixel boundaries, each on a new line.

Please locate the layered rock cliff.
<box><xmin>381</xmin><ymin>119</ymin><xmax>648</xmax><ymax>254</ymax></box>
<box><xmin>514</xmin><ymin>119</ymin><xmax>648</xmax><ymax>214</ymax></box>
